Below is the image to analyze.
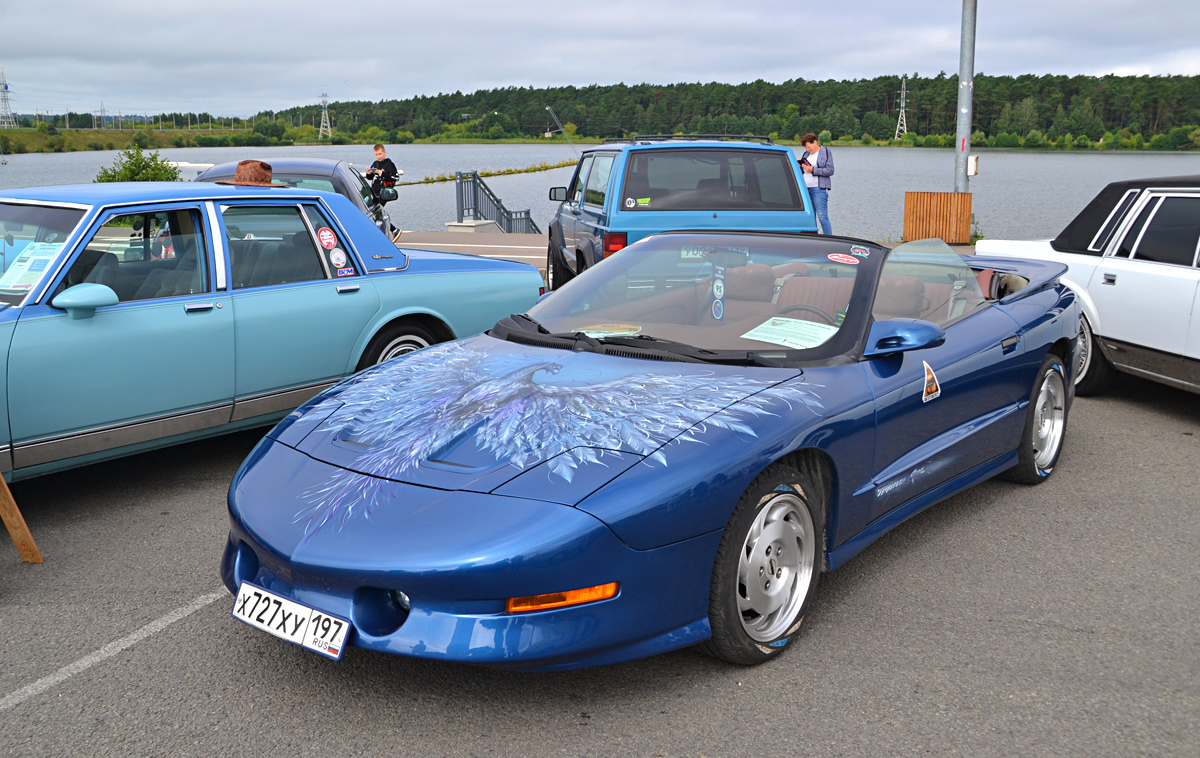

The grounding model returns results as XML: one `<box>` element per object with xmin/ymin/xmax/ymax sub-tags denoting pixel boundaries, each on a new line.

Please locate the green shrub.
<box><xmin>87</xmin><ymin>141</ymin><xmax>105</xmax><ymax>151</ymax></box>
<box><xmin>994</xmin><ymin>132</ymin><xmax>1021</xmax><ymax>148</ymax></box>
<box><xmin>818</xmin><ymin>129</ymin><xmax>832</xmax><ymax>143</ymax></box>
<box><xmin>861</xmin><ymin>133</ymin><xmax>873</xmax><ymax>145</ymax></box>
<box><xmin>1075</xmin><ymin>134</ymin><xmax>1092</xmax><ymax>149</ymax></box>
<box><xmin>1024</xmin><ymin>129</ymin><xmax>1048</xmax><ymax>148</ymax></box>
<box><xmin>194</xmin><ymin>135</ymin><xmax>231</xmax><ymax>147</ymax></box>
<box><xmin>131</xmin><ymin>132</ymin><xmax>150</xmax><ymax>149</ymax></box>
<box><xmin>94</xmin><ymin>147</ymin><xmax>181</xmax><ymax>182</ymax></box>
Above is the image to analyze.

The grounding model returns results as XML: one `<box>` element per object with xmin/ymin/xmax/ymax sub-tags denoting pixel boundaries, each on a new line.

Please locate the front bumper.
<box><xmin>223</xmin><ymin>438</ymin><xmax>719</xmax><ymax>671</ymax></box>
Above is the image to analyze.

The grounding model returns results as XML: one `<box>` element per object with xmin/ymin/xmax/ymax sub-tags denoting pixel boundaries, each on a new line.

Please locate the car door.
<box><xmin>7</xmin><ymin>202</ymin><xmax>235</xmax><ymax>469</ymax></box>
<box><xmin>560</xmin><ymin>156</ymin><xmax>593</xmax><ymax>269</ymax></box>
<box><xmin>1088</xmin><ymin>194</ymin><xmax>1200</xmax><ymax>366</ymax></box>
<box><xmin>219</xmin><ymin>201</ymin><xmax>382</xmax><ymax>421</ymax></box>
<box><xmin>577</xmin><ymin>154</ymin><xmax>615</xmax><ymax>266</ymax></box>
<box><xmin>864</xmin><ymin>247</ymin><xmax>1031</xmax><ymax>522</ymax></box>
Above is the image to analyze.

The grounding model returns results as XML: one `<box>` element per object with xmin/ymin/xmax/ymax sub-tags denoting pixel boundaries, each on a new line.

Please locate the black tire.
<box><xmin>356</xmin><ymin>321</ymin><xmax>439</xmax><ymax>371</ymax></box>
<box><xmin>697</xmin><ymin>462</ymin><xmax>823</xmax><ymax>665</ymax></box>
<box><xmin>547</xmin><ymin>239</ymin><xmax>572</xmax><ymax>291</ymax></box>
<box><xmin>1002</xmin><ymin>353</ymin><xmax>1069</xmax><ymax>484</ymax></box>
<box><xmin>1074</xmin><ymin>316</ymin><xmax>1115</xmax><ymax>396</ymax></box>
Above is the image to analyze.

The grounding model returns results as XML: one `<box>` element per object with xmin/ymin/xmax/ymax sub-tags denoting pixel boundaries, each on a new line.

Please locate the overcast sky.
<box><xmin>2</xmin><ymin>0</ymin><xmax>1197</xmax><ymax>118</ymax></box>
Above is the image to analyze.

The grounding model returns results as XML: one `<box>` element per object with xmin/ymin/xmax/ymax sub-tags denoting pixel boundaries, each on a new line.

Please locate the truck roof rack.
<box><xmin>601</xmin><ymin>134</ymin><xmax>775</xmax><ymax>145</ymax></box>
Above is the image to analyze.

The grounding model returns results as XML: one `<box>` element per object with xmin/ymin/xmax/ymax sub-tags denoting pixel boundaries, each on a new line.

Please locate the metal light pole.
<box><xmin>953</xmin><ymin>0</ymin><xmax>977</xmax><ymax>193</ymax></box>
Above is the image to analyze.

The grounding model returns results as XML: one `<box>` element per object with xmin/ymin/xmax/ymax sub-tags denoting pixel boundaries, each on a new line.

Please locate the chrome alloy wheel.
<box><xmin>1032</xmin><ymin>366</ymin><xmax>1067</xmax><ymax>470</ymax></box>
<box><xmin>1077</xmin><ymin>318</ymin><xmax>1093</xmax><ymax>384</ymax></box>
<box><xmin>737</xmin><ymin>493</ymin><xmax>815</xmax><ymax>642</ymax></box>
<box><xmin>378</xmin><ymin>334</ymin><xmax>430</xmax><ymax>363</ymax></box>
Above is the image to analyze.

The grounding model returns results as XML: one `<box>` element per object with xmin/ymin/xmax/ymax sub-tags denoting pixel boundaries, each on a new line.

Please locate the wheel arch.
<box><xmin>777</xmin><ymin>447</ymin><xmax>834</xmax><ymax>571</ymax></box>
<box><xmin>351</xmin><ymin>309</ymin><xmax>456</xmax><ymax>370</ymax></box>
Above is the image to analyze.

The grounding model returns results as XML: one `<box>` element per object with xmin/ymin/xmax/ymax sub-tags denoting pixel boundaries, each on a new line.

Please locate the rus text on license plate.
<box><xmin>231</xmin><ymin>582</ymin><xmax>350</xmax><ymax>660</ymax></box>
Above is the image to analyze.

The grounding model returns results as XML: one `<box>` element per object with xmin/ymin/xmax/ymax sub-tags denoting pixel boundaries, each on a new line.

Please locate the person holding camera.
<box><xmin>798</xmin><ymin>133</ymin><xmax>834</xmax><ymax>235</ymax></box>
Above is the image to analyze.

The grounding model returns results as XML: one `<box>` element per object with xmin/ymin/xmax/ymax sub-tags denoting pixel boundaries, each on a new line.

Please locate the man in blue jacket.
<box><xmin>799</xmin><ymin>133</ymin><xmax>834</xmax><ymax>235</ymax></box>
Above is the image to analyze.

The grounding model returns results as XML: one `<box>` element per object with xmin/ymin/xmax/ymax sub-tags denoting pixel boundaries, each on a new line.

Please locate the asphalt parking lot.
<box><xmin>1</xmin><ymin>372</ymin><xmax>1196</xmax><ymax>757</ymax></box>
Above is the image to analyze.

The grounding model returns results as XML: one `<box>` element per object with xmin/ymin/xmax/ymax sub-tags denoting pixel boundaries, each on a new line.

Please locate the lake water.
<box><xmin>3</xmin><ymin>143</ymin><xmax>1199</xmax><ymax>241</ymax></box>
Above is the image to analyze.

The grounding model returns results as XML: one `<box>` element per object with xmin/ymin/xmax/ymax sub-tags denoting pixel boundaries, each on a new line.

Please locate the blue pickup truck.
<box><xmin>546</xmin><ymin>135</ymin><xmax>818</xmax><ymax>288</ymax></box>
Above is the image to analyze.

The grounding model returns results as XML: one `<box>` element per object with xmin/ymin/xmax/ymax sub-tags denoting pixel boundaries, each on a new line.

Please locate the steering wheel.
<box><xmin>779</xmin><ymin>303</ymin><xmax>836</xmax><ymax>324</ymax></box>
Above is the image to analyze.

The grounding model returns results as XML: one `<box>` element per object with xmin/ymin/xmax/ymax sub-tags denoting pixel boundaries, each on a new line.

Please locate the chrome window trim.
<box><xmin>312</xmin><ymin>196</ymin><xmax>374</xmax><ymax>274</ymax></box>
<box><xmin>1127</xmin><ymin>193</ymin><xmax>1200</xmax><ymax>268</ymax></box>
<box><xmin>296</xmin><ymin>203</ymin><xmax>334</xmax><ymax>279</ymax></box>
<box><xmin>35</xmin><ymin>201</ymin><xmax>214</xmax><ymax>305</ymax></box>
<box><xmin>0</xmin><ymin>197</ymin><xmax>92</xmax><ymax>211</ymax></box>
<box><xmin>1088</xmin><ymin>188</ymin><xmax>1140</xmax><ymax>252</ymax></box>
<box><xmin>1105</xmin><ymin>192</ymin><xmax>1158</xmax><ymax>258</ymax></box>
<box><xmin>205</xmin><ymin>201</ymin><xmax>227</xmax><ymax>291</ymax></box>
<box><xmin>5</xmin><ymin>202</ymin><xmax>95</xmax><ymax>308</ymax></box>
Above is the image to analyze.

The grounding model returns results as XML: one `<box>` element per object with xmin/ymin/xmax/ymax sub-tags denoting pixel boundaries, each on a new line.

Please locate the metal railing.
<box><xmin>454</xmin><ymin>171</ymin><xmax>542</xmax><ymax>235</ymax></box>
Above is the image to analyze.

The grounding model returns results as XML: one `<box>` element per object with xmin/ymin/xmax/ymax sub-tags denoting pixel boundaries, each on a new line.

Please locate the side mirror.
<box><xmin>549</xmin><ymin>187</ymin><xmax>568</xmax><ymax>202</ymax></box>
<box><xmin>378</xmin><ymin>188</ymin><xmax>398</xmax><ymax>203</ymax></box>
<box><xmin>863</xmin><ymin>318</ymin><xmax>946</xmax><ymax>357</ymax></box>
<box><xmin>51</xmin><ymin>283</ymin><xmax>119</xmax><ymax>319</ymax></box>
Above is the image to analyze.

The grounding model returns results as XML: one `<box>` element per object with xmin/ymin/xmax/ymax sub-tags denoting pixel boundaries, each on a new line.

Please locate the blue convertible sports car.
<box><xmin>0</xmin><ymin>183</ymin><xmax>541</xmax><ymax>481</ymax></box>
<box><xmin>223</xmin><ymin>232</ymin><xmax>1079</xmax><ymax>670</ymax></box>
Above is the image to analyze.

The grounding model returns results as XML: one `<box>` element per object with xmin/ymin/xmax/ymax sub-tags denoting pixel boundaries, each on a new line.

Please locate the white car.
<box><xmin>976</xmin><ymin>175</ymin><xmax>1200</xmax><ymax>396</ymax></box>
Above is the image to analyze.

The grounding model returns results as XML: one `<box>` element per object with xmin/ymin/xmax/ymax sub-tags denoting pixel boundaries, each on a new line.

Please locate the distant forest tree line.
<box><xmin>253</xmin><ymin>73</ymin><xmax>1200</xmax><ymax>150</ymax></box>
<box><xmin>7</xmin><ymin>73</ymin><xmax>1198</xmax><ymax>153</ymax></box>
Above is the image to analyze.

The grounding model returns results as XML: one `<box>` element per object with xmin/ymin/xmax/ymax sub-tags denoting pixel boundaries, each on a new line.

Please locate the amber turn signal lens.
<box><xmin>506</xmin><ymin>582</ymin><xmax>619</xmax><ymax>613</ymax></box>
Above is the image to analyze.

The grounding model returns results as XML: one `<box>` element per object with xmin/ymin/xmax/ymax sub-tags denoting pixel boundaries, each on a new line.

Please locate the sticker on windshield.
<box><xmin>680</xmin><ymin>246</ymin><xmax>713</xmax><ymax>259</ymax></box>
<box><xmin>0</xmin><ymin>242</ymin><xmax>65</xmax><ymax>292</ymax></box>
<box><xmin>849</xmin><ymin>246</ymin><xmax>870</xmax><ymax>257</ymax></box>
<box><xmin>922</xmin><ymin>361</ymin><xmax>941</xmax><ymax>402</ymax></box>
<box><xmin>741</xmin><ymin>317</ymin><xmax>840</xmax><ymax>350</ymax></box>
<box><xmin>329</xmin><ymin>249</ymin><xmax>347</xmax><ymax>268</ymax></box>
<box><xmin>625</xmin><ymin>197</ymin><xmax>636</xmax><ymax>208</ymax></box>
<box><xmin>317</xmin><ymin>227</ymin><xmax>338</xmax><ymax>249</ymax></box>
<box><xmin>828</xmin><ymin>253</ymin><xmax>859</xmax><ymax>265</ymax></box>
<box><xmin>576</xmin><ymin>323</ymin><xmax>642</xmax><ymax>338</ymax></box>
<box><xmin>636</xmin><ymin>198</ymin><xmax>651</xmax><ymax>207</ymax></box>
<box><xmin>711</xmin><ymin>264</ymin><xmax>726</xmax><ymax>321</ymax></box>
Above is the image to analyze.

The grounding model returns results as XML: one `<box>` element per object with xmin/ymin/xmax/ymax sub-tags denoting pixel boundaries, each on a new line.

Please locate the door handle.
<box><xmin>1001</xmin><ymin>335</ymin><xmax>1019</xmax><ymax>350</ymax></box>
<box><xmin>1102</xmin><ymin>273</ymin><xmax>1117</xmax><ymax>285</ymax></box>
<box><xmin>184</xmin><ymin>302</ymin><xmax>214</xmax><ymax>312</ymax></box>
<box><xmin>336</xmin><ymin>284</ymin><xmax>360</xmax><ymax>294</ymax></box>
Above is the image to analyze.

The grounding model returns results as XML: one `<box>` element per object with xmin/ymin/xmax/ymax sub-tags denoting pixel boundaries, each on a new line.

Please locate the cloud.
<box><xmin>2</xmin><ymin>0</ymin><xmax>1196</xmax><ymax>116</ymax></box>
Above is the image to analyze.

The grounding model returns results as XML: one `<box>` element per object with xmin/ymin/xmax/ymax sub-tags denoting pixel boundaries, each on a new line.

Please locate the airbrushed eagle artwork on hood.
<box><xmin>295</xmin><ymin>341</ymin><xmax>822</xmax><ymax>535</ymax></box>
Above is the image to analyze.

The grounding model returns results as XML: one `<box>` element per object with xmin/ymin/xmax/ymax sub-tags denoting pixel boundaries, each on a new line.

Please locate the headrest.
<box><xmin>873</xmin><ymin>275</ymin><xmax>925</xmax><ymax>318</ymax></box>
<box><xmin>773</xmin><ymin>261</ymin><xmax>810</xmax><ymax>277</ymax></box>
<box><xmin>725</xmin><ymin>263</ymin><xmax>775</xmax><ymax>301</ymax></box>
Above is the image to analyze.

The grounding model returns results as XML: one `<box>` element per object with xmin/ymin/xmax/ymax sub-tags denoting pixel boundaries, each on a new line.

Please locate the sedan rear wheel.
<box><xmin>698</xmin><ymin>462</ymin><xmax>822</xmax><ymax>665</ymax></box>
<box><xmin>1074</xmin><ymin>316</ymin><xmax>1115</xmax><ymax>396</ymax></box>
<box><xmin>356</xmin><ymin>322</ymin><xmax>437</xmax><ymax>371</ymax></box>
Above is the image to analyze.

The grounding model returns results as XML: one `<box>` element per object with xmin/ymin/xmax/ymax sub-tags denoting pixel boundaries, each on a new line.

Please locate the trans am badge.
<box><xmin>922</xmin><ymin>361</ymin><xmax>941</xmax><ymax>403</ymax></box>
<box><xmin>295</xmin><ymin>342</ymin><xmax>822</xmax><ymax>535</ymax></box>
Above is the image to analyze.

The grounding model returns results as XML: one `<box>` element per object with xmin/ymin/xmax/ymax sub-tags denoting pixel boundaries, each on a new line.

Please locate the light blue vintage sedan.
<box><xmin>0</xmin><ymin>183</ymin><xmax>542</xmax><ymax>481</ymax></box>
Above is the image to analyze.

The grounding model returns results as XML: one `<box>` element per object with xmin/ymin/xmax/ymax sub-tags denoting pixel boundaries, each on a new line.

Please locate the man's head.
<box><xmin>373</xmin><ymin>144</ymin><xmax>387</xmax><ymax>161</ymax></box>
<box><xmin>800</xmin><ymin>133</ymin><xmax>820</xmax><ymax>152</ymax></box>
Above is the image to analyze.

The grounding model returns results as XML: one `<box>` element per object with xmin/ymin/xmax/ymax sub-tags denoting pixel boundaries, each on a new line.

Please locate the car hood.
<box><xmin>271</xmin><ymin>334</ymin><xmax>800</xmax><ymax>500</ymax></box>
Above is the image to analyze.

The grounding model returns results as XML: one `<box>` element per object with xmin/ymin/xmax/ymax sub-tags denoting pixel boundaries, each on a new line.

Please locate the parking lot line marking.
<box><xmin>0</xmin><ymin>589</ymin><xmax>225</xmax><ymax>712</ymax></box>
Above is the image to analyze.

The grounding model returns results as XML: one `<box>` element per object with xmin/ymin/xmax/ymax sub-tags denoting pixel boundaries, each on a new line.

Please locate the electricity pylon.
<box><xmin>0</xmin><ymin>69</ymin><xmax>18</xmax><ymax>129</ymax></box>
<box><xmin>318</xmin><ymin>88</ymin><xmax>332</xmax><ymax>140</ymax></box>
<box><xmin>894</xmin><ymin>77</ymin><xmax>908</xmax><ymax>140</ymax></box>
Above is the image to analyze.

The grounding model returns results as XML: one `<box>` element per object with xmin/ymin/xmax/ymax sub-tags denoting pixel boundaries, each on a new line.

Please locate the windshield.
<box><xmin>527</xmin><ymin>233</ymin><xmax>874</xmax><ymax>360</ymax></box>
<box><xmin>0</xmin><ymin>203</ymin><xmax>87</xmax><ymax>306</ymax></box>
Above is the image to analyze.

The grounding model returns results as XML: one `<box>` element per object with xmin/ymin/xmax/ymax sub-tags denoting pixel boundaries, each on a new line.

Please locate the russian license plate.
<box><xmin>231</xmin><ymin>582</ymin><xmax>351</xmax><ymax>660</ymax></box>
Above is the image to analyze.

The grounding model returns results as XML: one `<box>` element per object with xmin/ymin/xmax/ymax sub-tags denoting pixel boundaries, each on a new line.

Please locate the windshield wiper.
<box><xmin>597</xmin><ymin>334</ymin><xmax>788</xmax><ymax>368</ymax></box>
